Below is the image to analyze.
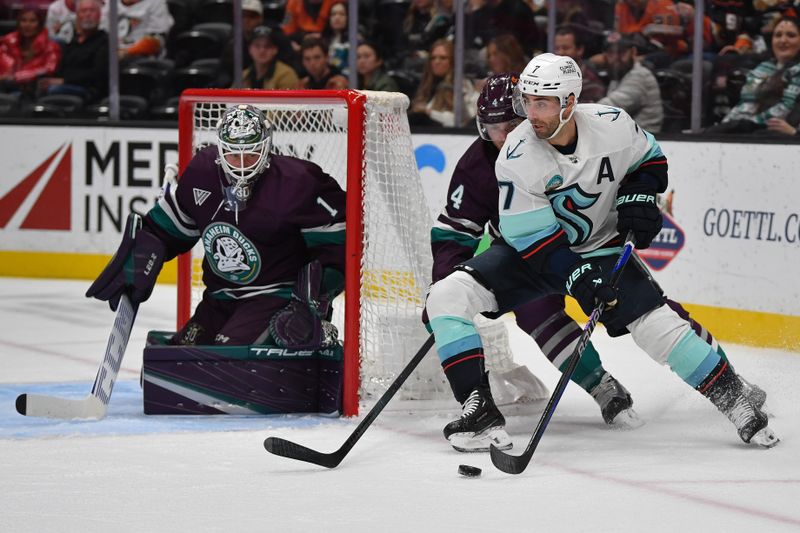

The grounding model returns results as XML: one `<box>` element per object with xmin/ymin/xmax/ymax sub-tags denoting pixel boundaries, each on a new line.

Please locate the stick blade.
<box><xmin>264</xmin><ymin>437</ymin><xmax>343</xmax><ymax>469</ymax></box>
<box><xmin>15</xmin><ymin>393</ymin><xmax>106</xmax><ymax>420</ymax></box>
<box><xmin>489</xmin><ymin>443</ymin><xmax>529</xmax><ymax>475</ymax></box>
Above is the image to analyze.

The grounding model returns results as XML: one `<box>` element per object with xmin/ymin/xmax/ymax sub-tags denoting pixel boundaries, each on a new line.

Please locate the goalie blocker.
<box><xmin>142</xmin><ymin>331</ymin><xmax>343</xmax><ymax>415</ymax></box>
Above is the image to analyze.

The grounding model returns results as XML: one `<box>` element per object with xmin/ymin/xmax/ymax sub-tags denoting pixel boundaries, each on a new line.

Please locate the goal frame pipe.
<box><xmin>176</xmin><ymin>89</ymin><xmax>368</xmax><ymax>416</ymax></box>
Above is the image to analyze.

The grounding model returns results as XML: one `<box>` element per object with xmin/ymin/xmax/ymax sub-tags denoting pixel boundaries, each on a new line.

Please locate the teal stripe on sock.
<box><xmin>429</xmin><ymin>316</ymin><xmax>482</xmax><ymax>362</ymax></box>
<box><xmin>568</xmin><ymin>341</ymin><xmax>606</xmax><ymax>392</ymax></box>
<box><xmin>667</xmin><ymin>330</ymin><xmax>722</xmax><ymax>388</ymax></box>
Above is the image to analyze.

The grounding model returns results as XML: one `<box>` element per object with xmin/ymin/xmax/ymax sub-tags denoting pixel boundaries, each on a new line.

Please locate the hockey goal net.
<box><xmin>176</xmin><ymin>89</ymin><xmax>545</xmax><ymax>416</ymax></box>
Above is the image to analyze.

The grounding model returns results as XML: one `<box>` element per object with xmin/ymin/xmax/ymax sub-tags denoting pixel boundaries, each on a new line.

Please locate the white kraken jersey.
<box><xmin>495</xmin><ymin>104</ymin><xmax>665</xmax><ymax>255</ymax></box>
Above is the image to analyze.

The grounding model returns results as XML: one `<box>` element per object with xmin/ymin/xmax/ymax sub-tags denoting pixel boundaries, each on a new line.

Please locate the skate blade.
<box><xmin>449</xmin><ymin>426</ymin><xmax>512</xmax><ymax>453</ymax></box>
<box><xmin>750</xmin><ymin>427</ymin><xmax>780</xmax><ymax>449</ymax></box>
<box><xmin>608</xmin><ymin>408</ymin><xmax>645</xmax><ymax>430</ymax></box>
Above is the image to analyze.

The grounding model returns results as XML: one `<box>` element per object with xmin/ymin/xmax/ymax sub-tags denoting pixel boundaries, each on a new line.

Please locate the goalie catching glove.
<box><xmin>616</xmin><ymin>180</ymin><xmax>662</xmax><ymax>250</ymax></box>
<box><xmin>269</xmin><ymin>260</ymin><xmax>339</xmax><ymax>350</ymax></box>
<box><xmin>86</xmin><ymin>213</ymin><xmax>167</xmax><ymax>311</ymax></box>
<box><xmin>566</xmin><ymin>261</ymin><xmax>617</xmax><ymax>316</ymax></box>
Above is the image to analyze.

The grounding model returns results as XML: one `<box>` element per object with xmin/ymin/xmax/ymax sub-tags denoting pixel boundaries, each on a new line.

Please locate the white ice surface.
<box><xmin>1</xmin><ymin>277</ymin><xmax>799</xmax><ymax>532</ymax></box>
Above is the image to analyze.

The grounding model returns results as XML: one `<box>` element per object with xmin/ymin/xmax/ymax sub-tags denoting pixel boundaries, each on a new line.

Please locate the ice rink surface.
<box><xmin>1</xmin><ymin>277</ymin><xmax>799</xmax><ymax>532</ymax></box>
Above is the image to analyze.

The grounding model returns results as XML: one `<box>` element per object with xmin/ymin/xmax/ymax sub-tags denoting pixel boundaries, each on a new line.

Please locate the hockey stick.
<box><xmin>489</xmin><ymin>234</ymin><xmax>636</xmax><ymax>474</ymax></box>
<box><xmin>264</xmin><ymin>334</ymin><xmax>436</xmax><ymax>468</ymax></box>
<box><xmin>15</xmin><ymin>293</ymin><xmax>139</xmax><ymax>420</ymax></box>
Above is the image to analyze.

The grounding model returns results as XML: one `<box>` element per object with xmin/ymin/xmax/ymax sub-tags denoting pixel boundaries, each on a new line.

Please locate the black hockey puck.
<box><xmin>458</xmin><ymin>464</ymin><xmax>482</xmax><ymax>477</ymax></box>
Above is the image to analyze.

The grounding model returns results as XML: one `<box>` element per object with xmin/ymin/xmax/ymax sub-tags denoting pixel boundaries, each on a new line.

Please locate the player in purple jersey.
<box><xmin>431</xmin><ymin>68</ymin><xmax>776</xmax><ymax>451</ymax></box>
<box><xmin>87</xmin><ymin>104</ymin><xmax>347</xmax><ymax>349</ymax></box>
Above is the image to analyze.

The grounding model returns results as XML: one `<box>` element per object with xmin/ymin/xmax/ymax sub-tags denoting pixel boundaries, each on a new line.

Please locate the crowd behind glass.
<box><xmin>1</xmin><ymin>0</ymin><xmax>799</xmax><ymax>137</ymax></box>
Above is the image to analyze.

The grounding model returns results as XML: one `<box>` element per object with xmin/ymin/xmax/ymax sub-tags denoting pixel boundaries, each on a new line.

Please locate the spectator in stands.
<box><xmin>403</xmin><ymin>0</ymin><xmax>453</xmax><ymax>56</ymax></box>
<box><xmin>217</xmin><ymin>0</ymin><xmax>269</xmax><ymax>86</ymax></box>
<box><xmin>485</xmin><ymin>34</ymin><xmax>527</xmax><ymax>76</ymax></box>
<box><xmin>554</xmin><ymin>25</ymin><xmax>605</xmax><ymax>102</ymax></box>
<box><xmin>296</xmin><ymin>35</ymin><xmax>348</xmax><ymax>89</ymax></box>
<box><xmin>763</xmin><ymin>116</ymin><xmax>800</xmax><ymax>135</ymax></box>
<box><xmin>707</xmin><ymin>16</ymin><xmax>800</xmax><ymax>134</ymax></box>
<box><xmin>598</xmin><ymin>32</ymin><xmax>663</xmax><ymax>132</ymax></box>
<box><xmin>38</xmin><ymin>0</ymin><xmax>108</xmax><ymax>103</ymax></box>
<box><xmin>282</xmin><ymin>0</ymin><xmax>339</xmax><ymax>52</ymax></box>
<box><xmin>356</xmin><ymin>41</ymin><xmax>398</xmax><ymax>92</ymax></box>
<box><xmin>46</xmin><ymin>0</ymin><xmax>77</xmax><ymax>46</ymax></box>
<box><xmin>242</xmin><ymin>25</ymin><xmax>299</xmax><ymax>89</ymax></box>
<box><xmin>410</xmin><ymin>38</ymin><xmax>479</xmax><ymax>127</ymax></box>
<box><xmin>465</xmin><ymin>0</ymin><xmax>540</xmax><ymax>56</ymax></box>
<box><xmin>101</xmin><ymin>0</ymin><xmax>174</xmax><ymax>64</ymax></box>
<box><xmin>321</xmin><ymin>1</ymin><xmax>350</xmax><ymax>75</ymax></box>
<box><xmin>0</xmin><ymin>6</ymin><xmax>61</xmax><ymax>98</ymax></box>
<box><xmin>710</xmin><ymin>0</ymin><xmax>759</xmax><ymax>55</ymax></box>
<box><xmin>613</xmin><ymin>0</ymin><xmax>686</xmax><ymax>68</ymax></box>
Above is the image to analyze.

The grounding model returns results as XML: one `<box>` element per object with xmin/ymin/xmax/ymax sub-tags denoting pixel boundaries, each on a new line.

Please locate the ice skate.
<box><xmin>444</xmin><ymin>387</ymin><xmax>512</xmax><ymax>452</ymax></box>
<box><xmin>589</xmin><ymin>373</ymin><xmax>644</xmax><ymax>429</ymax></box>
<box><xmin>739</xmin><ymin>375</ymin><xmax>770</xmax><ymax>415</ymax></box>
<box><xmin>704</xmin><ymin>365</ymin><xmax>778</xmax><ymax>448</ymax></box>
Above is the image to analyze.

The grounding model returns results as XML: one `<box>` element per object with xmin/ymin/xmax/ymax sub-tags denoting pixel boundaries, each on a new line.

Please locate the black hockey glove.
<box><xmin>269</xmin><ymin>260</ymin><xmax>339</xmax><ymax>350</ymax></box>
<box><xmin>616</xmin><ymin>181</ymin><xmax>662</xmax><ymax>249</ymax></box>
<box><xmin>86</xmin><ymin>213</ymin><xmax>167</xmax><ymax>311</ymax></box>
<box><xmin>565</xmin><ymin>262</ymin><xmax>617</xmax><ymax>316</ymax></box>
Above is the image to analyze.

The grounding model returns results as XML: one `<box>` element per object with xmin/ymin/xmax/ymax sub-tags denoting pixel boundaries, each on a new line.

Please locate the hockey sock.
<box><xmin>429</xmin><ymin>315</ymin><xmax>487</xmax><ymax>403</ymax></box>
<box><xmin>667</xmin><ymin>330</ymin><xmax>723</xmax><ymax>389</ymax></box>
<box><xmin>558</xmin><ymin>341</ymin><xmax>606</xmax><ymax>393</ymax></box>
<box><xmin>666</xmin><ymin>299</ymin><xmax>730</xmax><ymax>362</ymax></box>
<box><xmin>442</xmin><ymin>351</ymin><xmax>488</xmax><ymax>404</ymax></box>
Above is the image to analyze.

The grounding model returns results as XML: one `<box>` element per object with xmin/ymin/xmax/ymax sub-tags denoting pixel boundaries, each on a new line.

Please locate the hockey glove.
<box><xmin>86</xmin><ymin>213</ymin><xmax>167</xmax><ymax>311</ymax></box>
<box><xmin>616</xmin><ymin>181</ymin><xmax>662</xmax><ymax>249</ymax></box>
<box><xmin>565</xmin><ymin>262</ymin><xmax>617</xmax><ymax>316</ymax></box>
<box><xmin>269</xmin><ymin>260</ymin><xmax>339</xmax><ymax>350</ymax></box>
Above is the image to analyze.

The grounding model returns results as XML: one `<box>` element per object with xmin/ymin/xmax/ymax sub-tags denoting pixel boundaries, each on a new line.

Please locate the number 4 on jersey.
<box><xmin>450</xmin><ymin>184</ymin><xmax>464</xmax><ymax>210</ymax></box>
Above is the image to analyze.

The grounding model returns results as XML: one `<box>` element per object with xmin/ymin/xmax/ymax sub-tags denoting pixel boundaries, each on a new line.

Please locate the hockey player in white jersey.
<box><xmin>425</xmin><ymin>53</ymin><xmax>778</xmax><ymax>449</ymax></box>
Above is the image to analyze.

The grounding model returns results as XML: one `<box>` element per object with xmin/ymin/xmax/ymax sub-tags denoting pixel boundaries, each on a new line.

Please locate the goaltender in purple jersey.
<box><xmin>87</xmin><ymin>104</ymin><xmax>346</xmax><ymax>349</ymax></box>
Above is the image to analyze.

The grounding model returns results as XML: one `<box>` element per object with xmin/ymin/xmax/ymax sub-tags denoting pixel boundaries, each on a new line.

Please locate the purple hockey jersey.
<box><xmin>145</xmin><ymin>146</ymin><xmax>346</xmax><ymax>300</ymax></box>
<box><xmin>430</xmin><ymin>137</ymin><xmax>502</xmax><ymax>283</ymax></box>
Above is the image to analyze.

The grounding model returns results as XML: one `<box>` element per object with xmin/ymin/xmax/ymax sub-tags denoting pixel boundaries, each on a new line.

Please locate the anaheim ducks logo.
<box><xmin>202</xmin><ymin>222</ymin><xmax>261</xmax><ymax>284</ymax></box>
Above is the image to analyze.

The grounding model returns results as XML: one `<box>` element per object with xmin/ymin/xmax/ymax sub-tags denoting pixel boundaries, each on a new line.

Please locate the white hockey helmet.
<box><xmin>216</xmin><ymin>104</ymin><xmax>272</xmax><ymax>201</ymax></box>
<box><xmin>512</xmin><ymin>53</ymin><xmax>582</xmax><ymax>128</ymax></box>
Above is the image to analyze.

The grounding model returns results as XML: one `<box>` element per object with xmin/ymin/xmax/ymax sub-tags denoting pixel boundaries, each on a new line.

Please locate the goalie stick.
<box><xmin>14</xmin><ymin>165</ymin><xmax>175</xmax><ymax>420</ymax></box>
<box><xmin>264</xmin><ymin>334</ymin><xmax>435</xmax><ymax>468</ymax></box>
<box><xmin>489</xmin><ymin>234</ymin><xmax>636</xmax><ymax>475</ymax></box>
<box><xmin>15</xmin><ymin>293</ymin><xmax>139</xmax><ymax>419</ymax></box>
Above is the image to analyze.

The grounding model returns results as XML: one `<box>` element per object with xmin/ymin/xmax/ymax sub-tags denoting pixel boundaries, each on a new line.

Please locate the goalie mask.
<box><xmin>217</xmin><ymin>104</ymin><xmax>272</xmax><ymax>204</ymax></box>
<box><xmin>512</xmin><ymin>53</ymin><xmax>582</xmax><ymax>140</ymax></box>
<box><xmin>476</xmin><ymin>72</ymin><xmax>523</xmax><ymax>145</ymax></box>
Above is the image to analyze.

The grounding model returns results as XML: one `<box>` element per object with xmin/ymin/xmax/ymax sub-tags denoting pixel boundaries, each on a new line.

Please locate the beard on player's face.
<box><xmin>530</xmin><ymin>113</ymin><xmax>560</xmax><ymax>139</ymax></box>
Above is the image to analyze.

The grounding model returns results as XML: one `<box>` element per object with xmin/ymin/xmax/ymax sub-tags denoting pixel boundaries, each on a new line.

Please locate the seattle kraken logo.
<box><xmin>596</xmin><ymin>107</ymin><xmax>621</xmax><ymax>121</ymax></box>
<box><xmin>506</xmin><ymin>139</ymin><xmax>525</xmax><ymax>160</ymax></box>
<box><xmin>546</xmin><ymin>184</ymin><xmax>601</xmax><ymax>245</ymax></box>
